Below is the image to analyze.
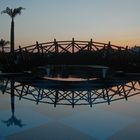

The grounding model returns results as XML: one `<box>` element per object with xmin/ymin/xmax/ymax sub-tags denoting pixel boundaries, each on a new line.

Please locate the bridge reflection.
<box><xmin>1</xmin><ymin>76</ymin><xmax>140</xmax><ymax>127</ymax></box>
<box><xmin>0</xmin><ymin>77</ymin><xmax>140</xmax><ymax>107</ymax></box>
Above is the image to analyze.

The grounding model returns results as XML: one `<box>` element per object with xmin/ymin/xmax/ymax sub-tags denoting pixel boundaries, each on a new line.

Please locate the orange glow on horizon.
<box><xmin>14</xmin><ymin>37</ymin><xmax>140</xmax><ymax>50</ymax></box>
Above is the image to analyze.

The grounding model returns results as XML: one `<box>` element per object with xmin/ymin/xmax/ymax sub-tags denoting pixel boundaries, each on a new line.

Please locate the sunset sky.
<box><xmin>0</xmin><ymin>0</ymin><xmax>140</xmax><ymax>48</ymax></box>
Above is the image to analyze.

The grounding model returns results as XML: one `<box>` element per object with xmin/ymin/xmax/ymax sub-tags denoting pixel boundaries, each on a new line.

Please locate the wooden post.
<box><xmin>40</xmin><ymin>44</ymin><xmax>44</xmax><ymax>56</ymax></box>
<box><xmin>36</xmin><ymin>89</ymin><xmax>41</xmax><ymax>104</ymax></box>
<box><xmin>87</xmin><ymin>90</ymin><xmax>92</xmax><ymax>107</ymax></box>
<box><xmin>125</xmin><ymin>46</ymin><xmax>128</xmax><ymax>51</ymax></box>
<box><xmin>18</xmin><ymin>45</ymin><xmax>22</xmax><ymax>60</ymax></box>
<box><xmin>108</xmin><ymin>41</ymin><xmax>111</xmax><ymax>47</ymax></box>
<box><xmin>122</xmin><ymin>85</ymin><xmax>128</xmax><ymax>100</ymax></box>
<box><xmin>102</xmin><ymin>89</ymin><xmax>106</xmax><ymax>99</ymax></box>
<box><xmin>117</xmin><ymin>86</ymin><xmax>121</xmax><ymax>96</ymax></box>
<box><xmin>23</xmin><ymin>48</ymin><xmax>28</xmax><ymax>61</ymax></box>
<box><xmin>88</xmin><ymin>39</ymin><xmax>92</xmax><ymax>51</ymax></box>
<box><xmin>36</xmin><ymin>41</ymin><xmax>40</xmax><ymax>54</ymax></box>
<box><xmin>19</xmin><ymin>45</ymin><xmax>22</xmax><ymax>53</ymax></box>
<box><xmin>106</xmin><ymin>89</ymin><xmax>110</xmax><ymax>105</ymax></box>
<box><xmin>103</xmin><ymin>44</ymin><xmax>106</xmax><ymax>58</ymax></box>
<box><xmin>19</xmin><ymin>85</ymin><xmax>25</xmax><ymax>100</ymax></box>
<box><xmin>72</xmin><ymin>91</ymin><xmax>75</xmax><ymax>108</ymax></box>
<box><xmin>54</xmin><ymin>39</ymin><xmax>58</xmax><ymax>53</ymax></box>
<box><xmin>107</xmin><ymin>41</ymin><xmax>112</xmax><ymax>54</ymax></box>
<box><xmin>72</xmin><ymin>38</ymin><xmax>75</xmax><ymax>54</ymax></box>
<box><xmin>54</xmin><ymin>90</ymin><xmax>59</xmax><ymax>107</ymax></box>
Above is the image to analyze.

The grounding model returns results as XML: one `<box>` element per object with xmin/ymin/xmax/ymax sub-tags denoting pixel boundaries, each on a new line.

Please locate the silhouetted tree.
<box><xmin>1</xmin><ymin>7</ymin><xmax>25</xmax><ymax>53</ymax></box>
<box><xmin>0</xmin><ymin>38</ymin><xmax>9</xmax><ymax>53</ymax></box>
<box><xmin>1</xmin><ymin>80</ymin><xmax>25</xmax><ymax>127</ymax></box>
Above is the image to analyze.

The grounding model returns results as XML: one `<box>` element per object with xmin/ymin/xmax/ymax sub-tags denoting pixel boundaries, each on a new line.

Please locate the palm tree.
<box><xmin>2</xmin><ymin>80</ymin><xmax>25</xmax><ymax>127</ymax></box>
<box><xmin>0</xmin><ymin>38</ymin><xmax>9</xmax><ymax>53</ymax></box>
<box><xmin>1</xmin><ymin>7</ymin><xmax>25</xmax><ymax>53</ymax></box>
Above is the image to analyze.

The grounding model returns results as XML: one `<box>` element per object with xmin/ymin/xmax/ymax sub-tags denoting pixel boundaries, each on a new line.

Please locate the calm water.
<box><xmin>0</xmin><ymin>75</ymin><xmax>140</xmax><ymax>140</ymax></box>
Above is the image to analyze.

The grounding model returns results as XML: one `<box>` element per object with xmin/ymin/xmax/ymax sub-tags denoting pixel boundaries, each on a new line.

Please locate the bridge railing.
<box><xmin>15</xmin><ymin>38</ymin><xmax>126</xmax><ymax>54</ymax></box>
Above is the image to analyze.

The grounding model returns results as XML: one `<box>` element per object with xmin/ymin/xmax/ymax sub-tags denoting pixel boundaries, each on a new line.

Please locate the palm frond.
<box><xmin>1</xmin><ymin>7</ymin><xmax>13</xmax><ymax>17</ymax></box>
<box><xmin>1</xmin><ymin>7</ymin><xmax>25</xmax><ymax>18</ymax></box>
<box><xmin>0</xmin><ymin>39</ymin><xmax>10</xmax><ymax>47</ymax></box>
<box><xmin>12</xmin><ymin>7</ymin><xmax>25</xmax><ymax>18</ymax></box>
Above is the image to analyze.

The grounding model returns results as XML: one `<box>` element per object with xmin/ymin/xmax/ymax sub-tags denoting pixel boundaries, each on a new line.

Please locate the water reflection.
<box><xmin>1</xmin><ymin>68</ymin><xmax>140</xmax><ymax>139</ymax></box>
<box><xmin>0</xmin><ymin>76</ymin><xmax>140</xmax><ymax>107</ymax></box>
<box><xmin>1</xmin><ymin>80</ymin><xmax>25</xmax><ymax>127</ymax></box>
<box><xmin>0</xmin><ymin>74</ymin><xmax>140</xmax><ymax>131</ymax></box>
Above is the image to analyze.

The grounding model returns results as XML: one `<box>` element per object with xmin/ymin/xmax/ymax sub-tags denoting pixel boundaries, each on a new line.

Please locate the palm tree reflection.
<box><xmin>1</xmin><ymin>80</ymin><xmax>25</xmax><ymax>127</ymax></box>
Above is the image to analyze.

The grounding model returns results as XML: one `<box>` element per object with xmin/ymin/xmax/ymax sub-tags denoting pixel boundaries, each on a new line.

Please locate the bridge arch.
<box><xmin>16</xmin><ymin>38</ymin><xmax>126</xmax><ymax>54</ymax></box>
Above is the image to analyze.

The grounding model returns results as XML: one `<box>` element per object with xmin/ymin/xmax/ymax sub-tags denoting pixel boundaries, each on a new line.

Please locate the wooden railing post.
<box><xmin>36</xmin><ymin>41</ymin><xmax>40</xmax><ymax>54</ymax></box>
<box><xmin>72</xmin><ymin>38</ymin><xmax>75</xmax><ymax>54</ymax></box>
<box><xmin>108</xmin><ymin>41</ymin><xmax>111</xmax><ymax>48</ymax></box>
<box><xmin>19</xmin><ymin>45</ymin><xmax>22</xmax><ymax>53</ymax></box>
<box><xmin>107</xmin><ymin>41</ymin><xmax>111</xmax><ymax>54</ymax></box>
<box><xmin>18</xmin><ymin>45</ymin><xmax>23</xmax><ymax>62</ymax></box>
<box><xmin>54</xmin><ymin>39</ymin><xmax>58</xmax><ymax>53</ymax></box>
<box><xmin>40</xmin><ymin>44</ymin><xmax>44</xmax><ymax>55</ymax></box>
<box><xmin>125</xmin><ymin>46</ymin><xmax>128</xmax><ymax>51</ymax></box>
<box><xmin>88</xmin><ymin>38</ymin><xmax>92</xmax><ymax>51</ymax></box>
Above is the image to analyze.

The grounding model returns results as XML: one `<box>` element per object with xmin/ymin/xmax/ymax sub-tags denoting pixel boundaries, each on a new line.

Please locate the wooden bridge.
<box><xmin>15</xmin><ymin>38</ymin><xmax>126</xmax><ymax>54</ymax></box>
<box><xmin>0</xmin><ymin>38</ymin><xmax>140</xmax><ymax>72</ymax></box>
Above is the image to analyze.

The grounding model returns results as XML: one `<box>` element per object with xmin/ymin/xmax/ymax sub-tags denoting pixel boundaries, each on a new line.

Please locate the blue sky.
<box><xmin>0</xmin><ymin>0</ymin><xmax>140</xmax><ymax>48</ymax></box>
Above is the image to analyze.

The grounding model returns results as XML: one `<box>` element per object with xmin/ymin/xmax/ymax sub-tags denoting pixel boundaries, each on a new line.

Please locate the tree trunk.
<box><xmin>11</xmin><ymin>80</ymin><xmax>15</xmax><ymax>116</ymax></box>
<box><xmin>11</xmin><ymin>18</ymin><xmax>14</xmax><ymax>53</ymax></box>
